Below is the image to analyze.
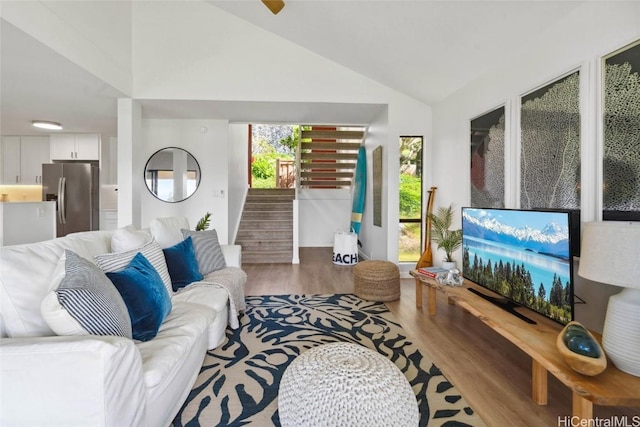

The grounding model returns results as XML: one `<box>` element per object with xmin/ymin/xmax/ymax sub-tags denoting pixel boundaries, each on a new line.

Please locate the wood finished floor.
<box><xmin>243</xmin><ymin>247</ymin><xmax>640</xmax><ymax>427</ymax></box>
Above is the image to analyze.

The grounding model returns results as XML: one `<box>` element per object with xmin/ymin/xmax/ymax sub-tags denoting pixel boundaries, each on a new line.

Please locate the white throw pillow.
<box><xmin>149</xmin><ymin>217</ymin><xmax>190</xmax><ymax>249</ymax></box>
<box><xmin>111</xmin><ymin>225</ymin><xmax>152</xmax><ymax>253</ymax></box>
<box><xmin>94</xmin><ymin>239</ymin><xmax>173</xmax><ymax>296</ymax></box>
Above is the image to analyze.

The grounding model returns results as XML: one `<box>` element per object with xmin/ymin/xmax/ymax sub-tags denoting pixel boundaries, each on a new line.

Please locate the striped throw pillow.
<box><xmin>95</xmin><ymin>239</ymin><xmax>173</xmax><ymax>296</ymax></box>
<box><xmin>41</xmin><ymin>250</ymin><xmax>132</xmax><ymax>338</ymax></box>
<box><xmin>181</xmin><ymin>229</ymin><xmax>227</xmax><ymax>275</ymax></box>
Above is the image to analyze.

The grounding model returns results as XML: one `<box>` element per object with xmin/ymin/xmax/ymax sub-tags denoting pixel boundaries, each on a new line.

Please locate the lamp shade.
<box><xmin>578</xmin><ymin>221</ymin><xmax>640</xmax><ymax>289</ymax></box>
<box><xmin>579</xmin><ymin>220</ymin><xmax>640</xmax><ymax>377</ymax></box>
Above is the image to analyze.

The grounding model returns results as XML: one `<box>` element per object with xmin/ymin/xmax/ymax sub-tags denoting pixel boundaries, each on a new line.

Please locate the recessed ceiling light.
<box><xmin>32</xmin><ymin>120</ymin><xmax>63</xmax><ymax>130</ymax></box>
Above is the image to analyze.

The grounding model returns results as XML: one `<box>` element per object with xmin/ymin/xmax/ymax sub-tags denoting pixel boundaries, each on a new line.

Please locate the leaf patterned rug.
<box><xmin>173</xmin><ymin>294</ymin><xmax>485</xmax><ymax>426</ymax></box>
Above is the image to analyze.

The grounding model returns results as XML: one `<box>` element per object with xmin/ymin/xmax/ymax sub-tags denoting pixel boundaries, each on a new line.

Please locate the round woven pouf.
<box><xmin>353</xmin><ymin>260</ymin><xmax>400</xmax><ymax>301</ymax></box>
<box><xmin>278</xmin><ymin>342</ymin><xmax>419</xmax><ymax>427</ymax></box>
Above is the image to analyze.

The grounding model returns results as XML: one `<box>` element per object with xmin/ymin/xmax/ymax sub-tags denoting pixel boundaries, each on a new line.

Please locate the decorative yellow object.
<box><xmin>416</xmin><ymin>186</ymin><xmax>437</xmax><ymax>269</ymax></box>
<box><xmin>556</xmin><ymin>321</ymin><xmax>607</xmax><ymax>376</ymax></box>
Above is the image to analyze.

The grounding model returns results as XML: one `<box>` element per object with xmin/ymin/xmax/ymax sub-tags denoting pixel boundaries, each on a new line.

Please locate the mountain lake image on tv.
<box><xmin>461</xmin><ymin>207</ymin><xmax>574</xmax><ymax>325</ymax></box>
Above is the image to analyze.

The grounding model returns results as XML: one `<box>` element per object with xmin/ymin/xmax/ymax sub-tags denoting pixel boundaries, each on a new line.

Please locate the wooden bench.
<box><xmin>411</xmin><ymin>270</ymin><xmax>640</xmax><ymax>421</ymax></box>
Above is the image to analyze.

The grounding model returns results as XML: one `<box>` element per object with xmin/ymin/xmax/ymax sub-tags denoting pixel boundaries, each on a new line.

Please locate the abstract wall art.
<box><xmin>520</xmin><ymin>71</ymin><xmax>581</xmax><ymax>210</ymax></box>
<box><xmin>602</xmin><ymin>39</ymin><xmax>640</xmax><ymax>217</ymax></box>
<box><xmin>470</xmin><ymin>106</ymin><xmax>505</xmax><ymax>208</ymax></box>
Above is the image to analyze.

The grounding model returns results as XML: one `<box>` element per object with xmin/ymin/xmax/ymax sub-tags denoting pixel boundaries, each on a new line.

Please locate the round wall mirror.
<box><xmin>144</xmin><ymin>147</ymin><xmax>201</xmax><ymax>203</ymax></box>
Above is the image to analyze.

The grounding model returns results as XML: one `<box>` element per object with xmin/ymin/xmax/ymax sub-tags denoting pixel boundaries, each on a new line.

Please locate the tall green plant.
<box><xmin>428</xmin><ymin>204</ymin><xmax>462</xmax><ymax>262</ymax></box>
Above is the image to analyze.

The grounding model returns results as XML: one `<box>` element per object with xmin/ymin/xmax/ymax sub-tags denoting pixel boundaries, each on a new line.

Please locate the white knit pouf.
<box><xmin>278</xmin><ymin>342</ymin><xmax>419</xmax><ymax>427</ymax></box>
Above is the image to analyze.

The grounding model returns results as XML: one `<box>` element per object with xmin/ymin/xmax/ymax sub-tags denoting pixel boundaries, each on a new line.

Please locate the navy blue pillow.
<box><xmin>163</xmin><ymin>236</ymin><xmax>203</xmax><ymax>291</ymax></box>
<box><xmin>106</xmin><ymin>252</ymin><xmax>172</xmax><ymax>341</ymax></box>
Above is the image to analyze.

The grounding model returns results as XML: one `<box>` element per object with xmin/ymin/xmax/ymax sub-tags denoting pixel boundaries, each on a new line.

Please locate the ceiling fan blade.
<box><xmin>262</xmin><ymin>0</ymin><xmax>285</xmax><ymax>15</ymax></box>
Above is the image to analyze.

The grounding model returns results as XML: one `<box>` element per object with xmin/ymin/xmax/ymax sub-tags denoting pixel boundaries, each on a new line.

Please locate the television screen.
<box><xmin>461</xmin><ymin>207</ymin><xmax>574</xmax><ymax>325</ymax></box>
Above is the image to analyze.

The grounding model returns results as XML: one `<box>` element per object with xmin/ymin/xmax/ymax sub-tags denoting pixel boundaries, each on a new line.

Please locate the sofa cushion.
<box><xmin>136</xmin><ymin>301</ymin><xmax>214</xmax><ymax>389</ymax></box>
<box><xmin>95</xmin><ymin>239</ymin><xmax>173</xmax><ymax>296</ymax></box>
<box><xmin>111</xmin><ymin>225</ymin><xmax>152</xmax><ymax>253</ymax></box>
<box><xmin>150</xmin><ymin>217</ymin><xmax>190</xmax><ymax>249</ymax></box>
<box><xmin>163</xmin><ymin>236</ymin><xmax>203</xmax><ymax>291</ymax></box>
<box><xmin>106</xmin><ymin>252</ymin><xmax>172</xmax><ymax>342</ymax></box>
<box><xmin>172</xmin><ymin>283</ymin><xmax>229</xmax><ymax>313</ymax></box>
<box><xmin>41</xmin><ymin>250</ymin><xmax>132</xmax><ymax>338</ymax></box>
<box><xmin>181</xmin><ymin>229</ymin><xmax>227</xmax><ymax>275</ymax></box>
<box><xmin>0</xmin><ymin>230</ymin><xmax>112</xmax><ymax>337</ymax></box>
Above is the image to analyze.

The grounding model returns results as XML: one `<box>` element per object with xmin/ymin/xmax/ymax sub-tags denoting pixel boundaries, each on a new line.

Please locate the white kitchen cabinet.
<box><xmin>1</xmin><ymin>136</ymin><xmax>50</xmax><ymax>184</ymax></box>
<box><xmin>50</xmin><ymin>133</ymin><xmax>100</xmax><ymax>160</ymax></box>
<box><xmin>2</xmin><ymin>136</ymin><xmax>21</xmax><ymax>184</ymax></box>
<box><xmin>20</xmin><ymin>136</ymin><xmax>51</xmax><ymax>184</ymax></box>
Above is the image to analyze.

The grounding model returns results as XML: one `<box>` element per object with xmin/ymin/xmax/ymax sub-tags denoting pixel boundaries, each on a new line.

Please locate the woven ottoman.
<box><xmin>353</xmin><ymin>260</ymin><xmax>400</xmax><ymax>301</ymax></box>
<box><xmin>278</xmin><ymin>342</ymin><xmax>419</xmax><ymax>427</ymax></box>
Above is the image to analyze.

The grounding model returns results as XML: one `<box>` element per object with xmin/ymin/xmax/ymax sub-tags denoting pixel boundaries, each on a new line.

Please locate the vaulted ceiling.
<box><xmin>1</xmin><ymin>1</ymin><xmax>585</xmax><ymax>136</ymax></box>
<box><xmin>211</xmin><ymin>0</ymin><xmax>583</xmax><ymax>105</ymax></box>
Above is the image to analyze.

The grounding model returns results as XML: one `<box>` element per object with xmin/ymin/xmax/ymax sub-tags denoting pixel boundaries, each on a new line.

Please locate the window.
<box><xmin>399</xmin><ymin>136</ymin><xmax>423</xmax><ymax>262</ymax></box>
<box><xmin>145</xmin><ymin>170</ymin><xmax>198</xmax><ymax>202</ymax></box>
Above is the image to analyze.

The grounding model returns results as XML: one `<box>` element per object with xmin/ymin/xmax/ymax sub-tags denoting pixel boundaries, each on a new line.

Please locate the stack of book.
<box><xmin>417</xmin><ymin>266</ymin><xmax>449</xmax><ymax>278</ymax></box>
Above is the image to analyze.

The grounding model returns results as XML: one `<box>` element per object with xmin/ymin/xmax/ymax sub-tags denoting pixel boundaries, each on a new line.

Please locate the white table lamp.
<box><xmin>578</xmin><ymin>221</ymin><xmax>640</xmax><ymax>377</ymax></box>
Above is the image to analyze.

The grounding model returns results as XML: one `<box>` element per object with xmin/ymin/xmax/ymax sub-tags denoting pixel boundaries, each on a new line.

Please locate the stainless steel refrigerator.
<box><xmin>42</xmin><ymin>162</ymin><xmax>99</xmax><ymax>237</ymax></box>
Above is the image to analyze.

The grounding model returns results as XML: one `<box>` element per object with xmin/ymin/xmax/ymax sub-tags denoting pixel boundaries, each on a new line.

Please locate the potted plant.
<box><xmin>428</xmin><ymin>204</ymin><xmax>462</xmax><ymax>270</ymax></box>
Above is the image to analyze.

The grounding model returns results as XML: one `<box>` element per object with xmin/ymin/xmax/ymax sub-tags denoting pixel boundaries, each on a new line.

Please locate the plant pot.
<box><xmin>442</xmin><ymin>261</ymin><xmax>457</xmax><ymax>271</ymax></box>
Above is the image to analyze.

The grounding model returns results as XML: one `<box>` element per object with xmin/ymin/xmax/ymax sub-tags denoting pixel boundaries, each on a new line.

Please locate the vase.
<box><xmin>442</xmin><ymin>261</ymin><xmax>456</xmax><ymax>271</ymax></box>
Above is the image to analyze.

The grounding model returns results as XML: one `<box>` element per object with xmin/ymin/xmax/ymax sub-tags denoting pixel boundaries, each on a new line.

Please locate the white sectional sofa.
<box><xmin>0</xmin><ymin>218</ymin><xmax>246</xmax><ymax>427</ymax></box>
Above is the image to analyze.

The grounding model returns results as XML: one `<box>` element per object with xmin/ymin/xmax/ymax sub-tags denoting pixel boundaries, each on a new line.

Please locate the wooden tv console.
<box><xmin>410</xmin><ymin>270</ymin><xmax>640</xmax><ymax>421</ymax></box>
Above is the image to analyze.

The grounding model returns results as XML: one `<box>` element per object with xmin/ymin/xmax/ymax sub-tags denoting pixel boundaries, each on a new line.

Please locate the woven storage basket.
<box><xmin>353</xmin><ymin>260</ymin><xmax>400</xmax><ymax>302</ymax></box>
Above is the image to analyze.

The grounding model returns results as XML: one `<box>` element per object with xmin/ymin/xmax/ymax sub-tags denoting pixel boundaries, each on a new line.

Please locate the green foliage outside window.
<box><xmin>399</xmin><ymin>174</ymin><xmax>422</xmax><ymax>218</ymax></box>
<box><xmin>399</xmin><ymin>136</ymin><xmax>423</xmax><ymax>262</ymax></box>
<box><xmin>251</xmin><ymin>125</ymin><xmax>297</xmax><ymax>188</ymax></box>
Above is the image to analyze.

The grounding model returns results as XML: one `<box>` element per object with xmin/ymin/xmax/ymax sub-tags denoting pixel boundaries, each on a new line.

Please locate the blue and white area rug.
<box><xmin>173</xmin><ymin>294</ymin><xmax>485</xmax><ymax>426</ymax></box>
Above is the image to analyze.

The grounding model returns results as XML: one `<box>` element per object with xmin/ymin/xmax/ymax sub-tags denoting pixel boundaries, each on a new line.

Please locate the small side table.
<box><xmin>410</xmin><ymin>270</ymin><xmax>443</xmax><ymax>315</ymax></box>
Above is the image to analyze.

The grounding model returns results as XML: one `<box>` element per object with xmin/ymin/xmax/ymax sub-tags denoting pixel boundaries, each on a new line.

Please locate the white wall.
<box><xmin>117</xmin><ymin>99</ymin><xmax>142</xmax><ymax>229</ymax></box>
<box><xmin>1</xmin><ymin>0</ymin><xmax>133</xmax><ymax>95</ymax></box>
<box><xmin>132</xmin><ymin>2</ymin><xmax>401</xmax><ymax>104</ymax></box>
<box><xmin>227</xmin><ymin>124</ymin><xmax>249</xmax><ymax>243</ymax></box>
<box><xmin>298</xmin><ymin>189</ymin><xmax>351</xmax><ymax>247</ymax></box>
<box><xmin>358</xmin><ymin>108</ymin><xmax>389</xmax><ymax>261</ymax></box>
<box><xmin>431</xmin><ymin>1</ymin><xmax>640</xmax><ymax>332</ymax></box>
<box><xmin>138</xmin><ymin>119</ymin><xmax>230</xmax><ymax>243</ymax></box>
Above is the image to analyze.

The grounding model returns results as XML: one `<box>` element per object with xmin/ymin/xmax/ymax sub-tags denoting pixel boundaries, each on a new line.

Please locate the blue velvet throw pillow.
<box><xmin>106</xmin><ymin>252</ymin><xmax>172</xmax><ymax>341</ymax></box>
<box><xmin>163</xmin><ymin>236</ymin><xmax>203</xmax><ymax>291</ymax></box>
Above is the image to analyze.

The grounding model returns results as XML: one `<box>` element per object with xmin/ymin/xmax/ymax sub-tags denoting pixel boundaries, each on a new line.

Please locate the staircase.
<box><xmin>235</xmin><ymin>188</ymin><xmax>294</xmax><ymax>264</ymax></box>
<box><xmin>298</xmin><ymin>126</ymin><xmax>366</xmax><ymax>189</ymax></box>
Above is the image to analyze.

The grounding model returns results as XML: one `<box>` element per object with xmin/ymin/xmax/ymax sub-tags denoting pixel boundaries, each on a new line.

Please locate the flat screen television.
<box><xmin>461</xmin><ymin>207</ymin><xmax>574</xmax><ymax>325</ymax></box>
